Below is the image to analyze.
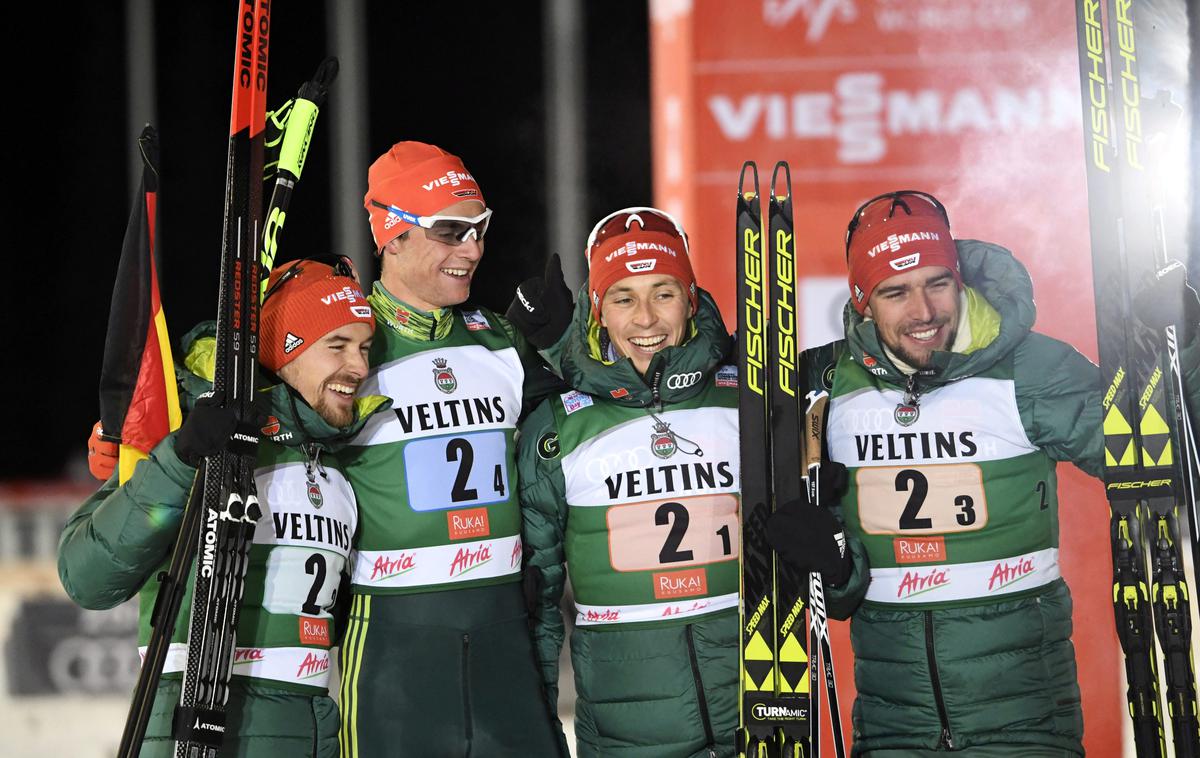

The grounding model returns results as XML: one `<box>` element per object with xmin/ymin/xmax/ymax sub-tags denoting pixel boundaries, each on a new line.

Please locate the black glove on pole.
<box><xmin>767</xmin><ymin>461</ymin><xmax>851</xmax><ymax>587</ymax></box>
<box><xmin>174</xmin><ymin>393</ymin><xmax>241</xmax><ymax>467</ymax></box>
<box><xmin>505</xmin><ymin>253</ymin><xmax>574</xmax><ymax>350</ymax></box>
<box><xmin>1134</xmin><ymin>260</ymin><xmax>1200</xmax><ymax>345</ymax></box>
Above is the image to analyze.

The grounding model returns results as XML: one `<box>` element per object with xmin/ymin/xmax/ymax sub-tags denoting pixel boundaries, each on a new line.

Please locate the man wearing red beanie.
<box><xmin>337</xmin><ymin>141</ymin><xmax>565</xmax><ymax>756</ymax></box>
<box><xmin>60</xmin><ymin>259</ymin><xmax>392</xmax><ymax>757</ymax></box>
<box><xmin>513</xmin><ymin>207</ymin><xmax>741</xmax><ymax>757</ymax></box>
<box><xmin>766</xmin><ymin>191</ymin><xmax>1200</xmax><ymax>756</ymax></box>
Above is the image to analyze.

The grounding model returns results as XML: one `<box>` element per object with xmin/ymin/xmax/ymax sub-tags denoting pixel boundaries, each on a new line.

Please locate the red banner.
<box><xmin>652</xmin><ymin>0</ymin><xmax>1120</xmax><ymax>753</ymax></box>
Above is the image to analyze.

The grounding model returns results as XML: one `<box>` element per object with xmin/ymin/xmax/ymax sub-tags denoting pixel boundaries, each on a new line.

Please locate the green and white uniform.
<box><xmin>338</xmin><ymin>282</ymin><xmax>565</xmax><ymax>757</ymax></box>
<box><xmin>809</xmin><ymin>241</ymin><xmax>1200</xmax><ymax>756</ymax></box>
<box><xmin>58</xmin><ymin>327</ymin><xmax>390</xmax><ymax>758</ymax></box>
<box><xmin>520</xmin><ymin>288</ymin><xmax>740</xmax><ymax>758</ymax></box>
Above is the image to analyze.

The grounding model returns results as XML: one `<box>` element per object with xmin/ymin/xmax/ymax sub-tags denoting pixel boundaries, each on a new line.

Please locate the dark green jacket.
<box><xmin>519</xmin><ymin>287</ymin><xmax>739</xmax><ymax>758</ymax></box>
<box><xmin>809</xmin><ymin>240</ymin><xmax>1200</xmax><ymax>755</ymax></box>
<box><xmin>58</xmin><ymin>324</ymin><xmax>390</xmax><ymax>756</ymax></box>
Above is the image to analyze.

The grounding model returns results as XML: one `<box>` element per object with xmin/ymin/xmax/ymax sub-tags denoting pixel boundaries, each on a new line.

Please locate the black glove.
<box><xmin>174</xmin><ymin>393</ymin><xmax>241</xmax><ymax>467</ymax></box>
<box><xmin>766</xmin><ymin>461</ymin><xmax>851</xmax><ymax>587</ymax></box>
<box><xmin>1134</xmin><ymin>260</ymin><xmax>1200</xmax><ymax>344</ymax></box>
<box><xmin>506</xmin><ymin>254</ymin><xmax>574</xmax><ymax>350</ymax></box>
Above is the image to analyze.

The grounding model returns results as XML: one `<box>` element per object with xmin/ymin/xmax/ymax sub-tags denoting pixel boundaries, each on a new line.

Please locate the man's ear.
<box><xmin>862</xmin><ymin>302</ymin><xmax>874</xmax><ymax>319</ymax></box>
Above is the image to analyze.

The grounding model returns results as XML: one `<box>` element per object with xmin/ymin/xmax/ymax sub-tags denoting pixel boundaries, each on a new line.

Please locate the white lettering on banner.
<box><xmin>865</xmin><ymin>547</ymin><xmax>1060</xmax><ymax>603</ymax></box>
<box><xmin>707</xmin><ymin>77</ymin><xmax>1075</xmax><ymax>163</ymax></box>
<box><xmin>760</xmin><ymin>0</ymin><xmax>1033</xmax><ymax>37</ymax></box>
<box><xmin>353</xmin><ymin>535</ymin><xmax>523</xmax><ymax>588</ymax></box>
<box><xmin>762</xmin><ymin>0</ymin><xmax>858</xmax><ymax>41</ymax></box>
<box><xmin>144</xmin><ymin>643</ymin><xmax>335</xmax><ymax>688</ymax></box>
<box><xmin>574</xmin><ymin>592</ymin><xmax>738</xmax><ymax>626</ymax></box>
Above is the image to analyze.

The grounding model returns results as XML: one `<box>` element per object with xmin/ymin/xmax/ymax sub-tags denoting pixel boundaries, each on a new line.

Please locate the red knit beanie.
<box><xmin>586</xmin><ymin>207</ymin><xmax>697</xmax><ymax>318</ymax></box>
<box><xmin>259</xmin><ymin>260</ymin><xmax>376</xmax><ymax>373</ymax></box>
<box><xmin>364</xmin><ymin>141</ymin><xmax>485</xmax><ymax>251</ymax></box>
<box><xmin>846</xmin><ymin>191</ymin><xmax>960</xmax><ymax>314</ymax></box>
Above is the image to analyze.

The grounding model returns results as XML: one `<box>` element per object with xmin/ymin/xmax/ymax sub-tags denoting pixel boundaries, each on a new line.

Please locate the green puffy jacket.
<box><xmin>519</xmin><ymin>287</ymin><xmax>740</xmax><ymax>758</ymax></box>
<box><xmin>58</xmin><ymin>324</ymin><xmax>390</xmax><ymax>757</ymax></box>
<box><xmin>808</xmin><ymin>240</ymin><xmax>1200</xmax><ymax>756</ymax></box>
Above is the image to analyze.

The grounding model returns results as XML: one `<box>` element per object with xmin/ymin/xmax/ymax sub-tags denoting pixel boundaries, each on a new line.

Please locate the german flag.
<box><xmin>98</xmin><ymin>126</ymin><xmax>182</xmax><ymax>483</ymax></box>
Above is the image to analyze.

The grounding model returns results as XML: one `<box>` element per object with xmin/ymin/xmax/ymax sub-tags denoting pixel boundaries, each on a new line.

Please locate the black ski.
<box><xmin>739</xmin><ymin>160</ymin><xmax>788</xmax><ymax>758</ymax></box>
<box><xmin>1074</xmin><ymin>1</ymin><xmax>1199</xmax><ymax>755</ymax></box>
<box><xmin>739</xmin><ymin>161</ymin><xmax>847</xmax><ymax>758</ymax></box>
<box><xmin>767</xmin><ymin>161</ymin><xmax>813</xmax><ymax>758</ymax></box>
<box><xmin>172</xmin><ymin>2</ymin><xmax>270</xmax><ymax>755</ymax></box>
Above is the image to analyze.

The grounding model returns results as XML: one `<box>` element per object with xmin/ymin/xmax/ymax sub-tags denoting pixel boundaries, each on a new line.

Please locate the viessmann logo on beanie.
<box><xmin>846</xmin><ymin>192</ymin><xmax>960</xmax><ymax>314</ymax></box>
<box><xmin>586</xmin><ymin>207</ymin><xmax>698</xmax><ymax>319</ymax></box>
<box><xmin>364</xmin><ymin>141</ymin><xmax>485</xmax><ymax>251</ymax></box>
<box><xmin>259</xmin><ymin>260</ymin><xmax>376</xmax><ymax>373</ymax></box>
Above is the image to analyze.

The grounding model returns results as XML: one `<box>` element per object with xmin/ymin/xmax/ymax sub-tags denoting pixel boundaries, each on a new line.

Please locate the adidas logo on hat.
<box><xmin>283</xmin><ymin>333</ymin><xmax>305</xmax><ymax>354</ymax></box>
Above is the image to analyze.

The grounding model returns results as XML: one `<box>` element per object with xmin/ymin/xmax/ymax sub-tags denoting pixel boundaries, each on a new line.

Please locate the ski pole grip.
<box><xmin>297</xmin><ymin>56</ymin><xmax>339</xmax><ymax>108</ymax></box>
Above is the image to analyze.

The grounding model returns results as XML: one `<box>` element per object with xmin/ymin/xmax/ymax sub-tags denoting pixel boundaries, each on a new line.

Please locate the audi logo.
<box><xmin>666</xmin><ymin>372</ymin><xmax>702</xmax><ymax>389</ymax></box>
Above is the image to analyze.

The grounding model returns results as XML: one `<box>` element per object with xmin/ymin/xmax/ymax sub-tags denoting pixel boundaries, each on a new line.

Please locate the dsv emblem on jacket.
<box><xmin>666</xmin><ymin>371</ymin><xmax>702</xmax><ymax>390</ymax></box>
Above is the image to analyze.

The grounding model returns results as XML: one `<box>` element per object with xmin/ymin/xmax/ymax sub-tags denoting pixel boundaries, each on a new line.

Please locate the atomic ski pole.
<box><xmin>171</xmin><ymin>2</ymin><xmax>270</xmax><ymax>755</ymax></box>
<box><xmin>801</xmin><ymin>389</ymin><xmax>846</xmax><ymax>758</ymax></box>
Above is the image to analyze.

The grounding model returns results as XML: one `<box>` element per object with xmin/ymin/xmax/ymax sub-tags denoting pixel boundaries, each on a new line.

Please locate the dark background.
<box><xmin>8</xmin><ymin>2</ymin><xmax>650</xmax><ymax>481</ymax></box>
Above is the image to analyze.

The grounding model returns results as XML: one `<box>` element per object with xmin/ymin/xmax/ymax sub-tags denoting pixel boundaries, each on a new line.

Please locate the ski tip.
<box><xmin>770</xmin><ymin>161</ymin><xmax>792</xmax><ymax>202</ymax></box>
<box><xmin>739</xmin><ymin>161</ymin><xmax>759</xmax><ymax>199</ymax></box>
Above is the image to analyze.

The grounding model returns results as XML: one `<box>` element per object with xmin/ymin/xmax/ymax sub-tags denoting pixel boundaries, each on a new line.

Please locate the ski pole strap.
<box><xmin>172</xmin><ymin>705</ymin><xmax>226</xmax><ymax>748</ymax></box>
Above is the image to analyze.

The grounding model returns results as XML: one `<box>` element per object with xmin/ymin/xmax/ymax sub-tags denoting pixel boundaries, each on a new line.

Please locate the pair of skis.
<box><xmin>117</xmin><ymin>3</ymin><xmax>336</xmax><ymax>756</ymax></box>
<box><xmin>737</xmin><ymin>160</ymin><xmax>846</xmax><ymax>758</ymax></box>
<box><xmin>1074</xmin><ymin>0</ymin><xmax>1200</xmax><ymax>756</ymax></box>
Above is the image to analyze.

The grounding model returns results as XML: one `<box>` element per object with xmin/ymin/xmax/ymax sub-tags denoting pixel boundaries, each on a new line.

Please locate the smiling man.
<box><xmin>514</xmin><ymin>207</ymin><xmax>741</xmax><ymax>757</ymax></box>
<box><xmin>60</xmin><ymin>259</ymin><xmax>388</xmax><ymax>757</ymax></box>
<box><xmin>336</xmin><ymin>141</ymin><xmax>565</xmax><ymax>757</ymax></box>
<box><xmin>765</xmin><ymin>190</ymin><xmax>1200</xmax><ymax>757</ymax></box>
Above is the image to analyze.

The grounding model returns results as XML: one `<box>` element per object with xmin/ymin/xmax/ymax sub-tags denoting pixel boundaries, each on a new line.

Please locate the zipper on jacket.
<box><xmin>462</xmin><ymin>633</ymin><xmax>473</xmax><ymax>755</ymax></box>
<box><xmin>684</xmin><ymin>625</ymin><xmax>717</xmax><ymax>756</ymax></box>
<box><xmin>310</xmin><ymin>697</ymin><xmax>319</xmax><ymax>757</ymax></box>
<box><xmin>650</xmin><ymin>365</ymin><xmax>664</xmax><ymax>407</ymax></box>
<box><xmin>923</xmin><ymin>611</ymin><xmax>954</xmax><ymax>749</ymax></box>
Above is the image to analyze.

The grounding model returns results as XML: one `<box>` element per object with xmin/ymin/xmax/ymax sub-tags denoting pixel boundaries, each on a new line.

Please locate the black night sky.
<box><xmin>8</xmin><ymin>2</ymin><xmax>650</xmax><ymax>481</ymax></box>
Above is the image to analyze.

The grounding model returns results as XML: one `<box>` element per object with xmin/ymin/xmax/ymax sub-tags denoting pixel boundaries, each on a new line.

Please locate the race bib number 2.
<box><xmin>856</xmin><ymin>463</ymin><xmax>988</xmax><ymax>535</ymax></box>
<box><xmin>403</xmin><ymin>431</ymin><xmax>511</xmax><ymax>511</ymax></box>
<box><xmin>606</xmin><ymin>494</ymin><xmax>739</xmax><ymax>572</ymax></box>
